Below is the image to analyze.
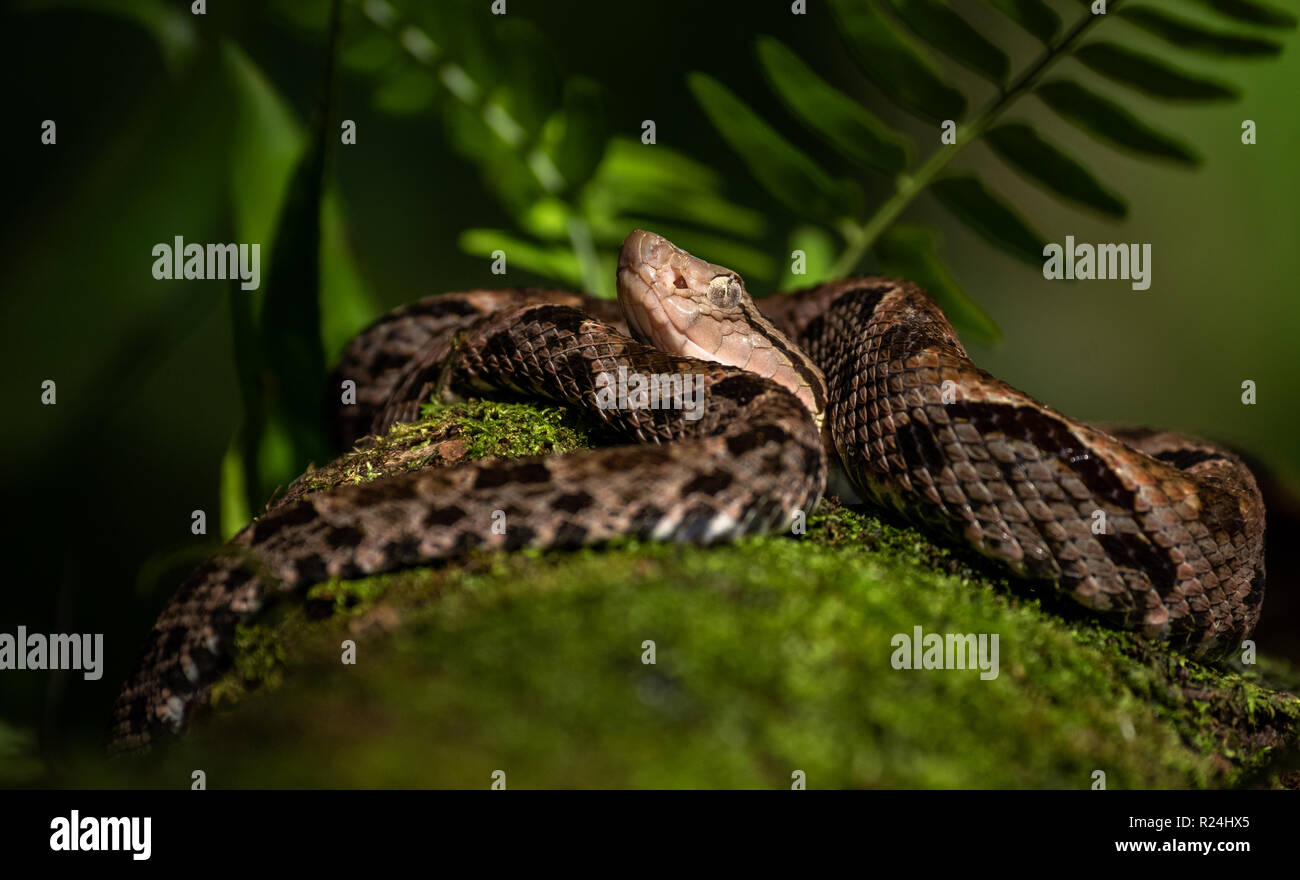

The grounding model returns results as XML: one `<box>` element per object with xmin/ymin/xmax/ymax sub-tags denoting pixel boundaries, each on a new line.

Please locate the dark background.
<box><xmin>2</xmin><ymin>0</ymin><xmax>1296</xmax><ymax>761</ymax></box>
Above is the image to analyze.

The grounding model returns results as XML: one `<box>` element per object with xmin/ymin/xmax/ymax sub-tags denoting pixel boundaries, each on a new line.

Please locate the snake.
<box><xmin>109</xmin><ymin>230</ymin><xmax>1267</xmax><ymax>753</ymax></box>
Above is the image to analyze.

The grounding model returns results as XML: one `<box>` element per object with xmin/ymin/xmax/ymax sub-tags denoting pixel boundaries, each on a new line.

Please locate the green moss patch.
<box><xmin>277</xmin><ymin>398</ymin><xmax>601</xmax><ymax>506</ymax></box>
<box><xmin>105</xmin><ymin>520</ymin><xmax>1300</xmax><ymax>788</ymax></box>
<box><xmin>38</xmin><ymin>400</ymin><xmax>1300</xmax><ymax>789</ymax></box>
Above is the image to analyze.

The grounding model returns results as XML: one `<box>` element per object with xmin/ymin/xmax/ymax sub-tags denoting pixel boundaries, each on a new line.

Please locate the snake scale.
<box><xmin>109</xmin><ymin>230</ymin><xmax>1266</xmax><ymax>753</ymax></box>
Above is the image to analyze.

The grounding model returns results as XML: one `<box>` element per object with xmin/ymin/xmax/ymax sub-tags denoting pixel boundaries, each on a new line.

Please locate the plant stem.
<box><xmin>828</xmin><ymin>1</ymin><xmax>1122</xmax><ymax>278</ymax></box>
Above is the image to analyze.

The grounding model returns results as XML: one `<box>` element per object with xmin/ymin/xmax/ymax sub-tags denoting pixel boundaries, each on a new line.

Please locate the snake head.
<box><xmin>617</xmin><ymin>229</ymin><xmax>827</xmax><ymax>426</ymax></box>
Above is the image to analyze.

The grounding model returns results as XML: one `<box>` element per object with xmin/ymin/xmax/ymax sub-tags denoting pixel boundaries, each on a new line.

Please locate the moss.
<box><xmin>0</xmin><ymin>719</ymin><xmax>44</xmax><ymax>786</ymax></box>
<box><xmin>57</xmin><ymin>399</ymin><xmax>1300</xmax><ymax>788</ymax></box>
<box><xmin>277</xmin><ymin>398</ymin><xmax>601</xmax><ymax>506</ymax></box>
<box><xmin>207</xmin><ymin>619</ymin><xmax>289</xmax><ymax>708</ymax></box>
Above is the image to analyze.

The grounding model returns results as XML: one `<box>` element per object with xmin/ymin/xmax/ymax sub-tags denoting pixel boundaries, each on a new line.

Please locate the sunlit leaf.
<box><xmin>1035</xmin><ymin>79</ymin><xmax>1199</xmax><ymax>164</ymax></box>
<box><xmin>931</xmin><ymin>175</ymin><xmax>1045</xmax><ymax>268</ymax></box>
<box><xmin>597</xmin><ymin>187</ymin><xmax>767</xmax><ymax>241</ymax></box>
<box><xmin>1075</xmin><ymin>42</ymin><xmax>1237</xmax><ymax>100</ymax></box>
<box><xmin>985</xmin><ymin>124</ymin><xmax>1126</xmax><ymax>217</ymax></box>
<box><xmin>1183</xmin><ymin>0</ymin><xmax>1296</xmax><ymax>28</ymax></box>
<box><xmin>755</xmin><ymin>36</ymin><xmax>909</xmax><ymax>175</ymax></box>
<box><xmin>597</xmin><ymin>136</ymin><xmax>723</xmax><ymax>193</ymax></box>
<box><xmin>828</xmin><ymin>0</ymin><xmax>966</xmax><ymax>122</ymax></box>
<box><xmin>688</xmin><ymin>73</ymin><xmax>857</xmax><ymax>220</ymax></box>
<box><xmin>519</xmin><ymin>198</ymin><xmax>571</xmax><ymax>241</ymax></box>
<box><xmin>586</xmin><ymin>140</ymin><xmax>768</xmax><ymax>240</ymax></box>
<box><xmin>459</xmin><ymin>229</ymin><xmax>584</xmax><ymax>285</ymax></box>
<box><xmin>1119</xmin><ymin>7</ymin><xmax>1282</xmax><ymax>56</ymax></box>
<box><xmin>220</xmin><ymin>442</ymin><xmax>251</xmax><ymax>540</ymax></box>
<box><xmin>874</xmin><ymin>225</ymin><xmax>1001</xmax><ymax>346</ymax></box>
<box><xmin>778</xmin><ymin>225</ymin><xmax>837</xmax><ymax>290</ymax></box>
<box><xmin>883</xmin><ymin>0</ymin><xmax>1009</xmax><ymax>83</ymax></box>
<box><xmin>988</xmin><ymin>0</ymin><xmax>1061</xmax><ymax>44</ymax></box>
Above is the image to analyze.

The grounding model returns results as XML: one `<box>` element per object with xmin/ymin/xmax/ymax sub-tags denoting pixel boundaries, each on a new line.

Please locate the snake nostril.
<box><xmin>673</xmin><ymin>274</ymin><xmax>688</xmax><ymax>289</ymax></box>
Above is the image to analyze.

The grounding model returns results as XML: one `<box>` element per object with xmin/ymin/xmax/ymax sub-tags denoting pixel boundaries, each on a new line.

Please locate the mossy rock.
<box><xmin>44</xmin><ymin>400</ymin><xmax>1300</xmax><ymax>788</ymax></box>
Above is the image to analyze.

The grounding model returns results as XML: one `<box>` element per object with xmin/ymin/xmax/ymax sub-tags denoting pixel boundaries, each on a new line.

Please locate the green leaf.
<box><xmin>441</xmin><ymin>101</ymin><xmax>544</xmax><ymax>213</ymax></box>
<box><xmin>596</xmin><ymin>137</ymin><xmax>723</xmax><ymax>194</ymax></box>
<box><xmin>225</xmin><ymin>44</ymin><xmax>300</xmax><ymax>244</ymax></box>
<box><xmin>518</xmin><ymin>198</ymin><xmax>571</xmax><ymax>242</ymax></box>
<box><xmin>755</xmin><ymin>36</ymin><xmax>909</xmax><ymax>175</ymax></box>
<box><xmin>541</xmin><ymin>77</ymin><xmax>608</xmax><ymax>192</ymax></box>
<box><xmin>1119</xmin><ymin>7</ymin><xmax>1282</xmax><ymax>56</ymax></box>
<box><xmin>436</xmin><ymin>5</ymin><xmax>500</xmax><ymax>93</ymax></box>
<box><xmin>985</xmin><ymin>124</ymin><xmax>1127</xmax><ymax>217</ymax></box>
<box><xmin>1184</xmin><ymin>0</ymin><xmax>1297</xmax><ymax>29</ymax></box>
<box><xmin>340</xmin><ymin>29</ymin><xmax>402</xmax><ymax>73</ymax></box>
<box><xmin>222</xmin><ymin>41</ymin><xmax>319</xmax><ymax>514</ymax></box>
<box><xmin>320</xmin><ymin>193</ymin><xmax>378</xmax><ymax>359</ymax></box>
<box><xmin>219</xmin><ymin>442</ymin><xmax>251</xmax><ymax>540</ymax></box>
<box><xmin>596</xmin><ymin>187</ymin><xmax>767</xmax><ymax>241</ymax></box>
<box><xmin>494</xmin><ymin>19</ymin><xmax>560</xmax><ymax>138</ymax></box>
<box><xmin>931</xmin><ymin>176</ymin><xmax>1046</xmax><ymax>268</ymax></box>
<box><xmin>828</xmin><ymin>0</ymin><xmax>966</xmax><ymax>122</ymax></box>
<box><xmin>257</xmin><ymin>132</ymin><xmax>332</xmax><ymax>490</ymax></box>
<box><xmin>587</xmin><ymin>139</ymin><xmax>768</xmax><ymax>240</ymax></box>
<box><xmin>1035</xmin><ymin>79</ymin><xmax>1199</xmax><ymax>164</ymax></box>
<box><xmin>236</xmin><ymin>12</ymin><xmax>342</xmax><ymax>503</ymax></box>
<box><xmin>458</xmin><ymin>229</ymin><xmax>584</xmax><ymax>286</ymax></box>
<box><xmin>372</xmin><ymin>67</ymin><xmax>437</xmax><ymax>114</ymax></box>
<box><xmin>688</xmin><ymin>73</ymin><xmax>857</xmax><ymax>220</ymax></box>
<box><xmin>874</xmin><ymin>225</ymin><xmax>1001</xmax><ymax>346</ymax></box>
<box><xmin>988</xmin><ymin>0</ymin><xmax>1061</xmax><ymax>44</ymax></box>
<box><xmin>778</xmin><ymin>225</ymin><xmax>837</xmax><ymax>290</ymax></box>
<box><xmin>1075</xmin><ymin>42</ymin><xmax>1238</xmax><ymax>101</ymax></box>
<box><xmin>882</xmin><ymin>0</ymin><xmax>1010</xmax><ymax>83</ymax></box>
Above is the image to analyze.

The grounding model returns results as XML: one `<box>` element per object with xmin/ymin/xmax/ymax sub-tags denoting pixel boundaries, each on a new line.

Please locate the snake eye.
<box><xmin>708</xmin><ymin>274</ymin><xmax>742</xmax><ymax>308</ymax></box>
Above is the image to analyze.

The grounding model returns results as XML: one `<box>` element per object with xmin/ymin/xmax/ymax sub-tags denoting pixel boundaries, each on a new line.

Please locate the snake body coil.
<box><xmin>110</xmin><ymin>231</ymin><xmax>1265</xmax><ymax>753</ymax></box>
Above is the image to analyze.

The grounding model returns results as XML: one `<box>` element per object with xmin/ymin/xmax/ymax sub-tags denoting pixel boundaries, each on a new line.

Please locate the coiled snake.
<box><xmin>110</xmin><ymin>230</ymin><xmax>1266</xmax><ymax>753</ymax></box>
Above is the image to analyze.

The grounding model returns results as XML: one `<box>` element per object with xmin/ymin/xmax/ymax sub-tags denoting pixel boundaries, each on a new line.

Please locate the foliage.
<box><xmin>281</xmin><ymin>0</ymin><xmax>775</xmax><ymax>295</ymax></box>
<box><xmin>688</xmin><ymin>0</ymin><xmax>1294</xmax><ymax>344</ymax></box>
<box><xmin>23</xmin><ymin>0</ymin><xmax>1295</xmax><ymax>523</ymax></box>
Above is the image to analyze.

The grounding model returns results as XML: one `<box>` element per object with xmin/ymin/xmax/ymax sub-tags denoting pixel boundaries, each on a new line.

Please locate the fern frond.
<box><xmin>290</xmin><ymin>0</ymin><xmax>768</xmax><ymax>298</ymax></box>
<box><xmin>689</xmin><ymin>0</ymin><xmax>1295</xmax><ymax>343</ymax></box>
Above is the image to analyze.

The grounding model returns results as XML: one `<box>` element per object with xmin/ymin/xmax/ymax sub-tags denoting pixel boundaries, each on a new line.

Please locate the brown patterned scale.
<box><xmin>109</xmin><ymin>232</ymin><xmax>1265</xmax><ymax>753</ymax></box>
